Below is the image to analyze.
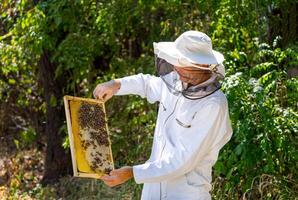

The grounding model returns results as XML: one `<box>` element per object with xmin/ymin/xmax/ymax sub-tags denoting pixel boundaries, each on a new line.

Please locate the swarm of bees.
<box><xmin>78</xmin><ymin>102</ymin><xmax>105</xmax><ymax>130</ymax></box>
<box><xmin>78</xmin><ymin>102</ymin><xmax>113</xmax><ymax>174</ymax></box>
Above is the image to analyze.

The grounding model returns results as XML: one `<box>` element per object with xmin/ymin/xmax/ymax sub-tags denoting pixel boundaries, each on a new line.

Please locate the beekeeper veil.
<box><xmin>154</xmin><ymin>31</ymin><xmax>226</xmax><ymax>100</ymax></box>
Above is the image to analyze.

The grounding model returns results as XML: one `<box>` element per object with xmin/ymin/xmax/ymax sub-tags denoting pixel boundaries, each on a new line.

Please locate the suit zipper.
<box><xmin>160</xmin><ymin>96</ymin><xmax>181</xmax><ymax>200</ymax></box>
<box><xmin>163</xmin><ymin>97</ymin><xmax>180</xmax><ymax>126</ymax></box>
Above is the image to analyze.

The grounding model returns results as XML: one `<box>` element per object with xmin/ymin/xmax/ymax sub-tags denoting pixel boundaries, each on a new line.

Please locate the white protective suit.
<box><xmin>115</xmin><ymin>73</ymin><xmax>233</xmax><ymax>200</ymax></box>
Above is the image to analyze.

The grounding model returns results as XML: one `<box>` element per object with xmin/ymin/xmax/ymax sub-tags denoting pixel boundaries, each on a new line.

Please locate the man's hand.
<box><xmin>100</xmin><ymin>166</ymin><xmax>133</xmax><ymax>187</ymax></box>
<box><xmin>93</xmin><ymin>79</ymin><xmax>121</xmax><ymax>102</ymax></box>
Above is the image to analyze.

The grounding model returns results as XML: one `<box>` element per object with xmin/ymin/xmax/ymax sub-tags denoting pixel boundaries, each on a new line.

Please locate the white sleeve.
<box><xmin>132</xmin><ymin>101</ymin><xmax>232</xmax><ymax>183</ymax></box>
<box><xmin>115</xmin><ymin>73</ymin><xmax>163</xmax><ymax>103</ymax></box>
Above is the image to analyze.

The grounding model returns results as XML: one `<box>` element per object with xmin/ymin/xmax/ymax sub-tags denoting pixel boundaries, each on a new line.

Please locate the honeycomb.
<box><xmin>64</xmin><ymin>96</ymin><xmax>114</xmax><ymax>178</ymax></box>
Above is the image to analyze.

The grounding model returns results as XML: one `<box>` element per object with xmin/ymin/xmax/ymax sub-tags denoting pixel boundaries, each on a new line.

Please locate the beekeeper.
<box><xmin>93</xmin><ymin>30</ymin><xmax>233</xmax><ymax>200</ymax></box>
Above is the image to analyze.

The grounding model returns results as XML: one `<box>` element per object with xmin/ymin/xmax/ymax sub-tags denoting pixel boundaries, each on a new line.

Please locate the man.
<box><xmin>93</xmin><ymin>31</ymin><xmax>233</xmax><ymax>200</ymax></box>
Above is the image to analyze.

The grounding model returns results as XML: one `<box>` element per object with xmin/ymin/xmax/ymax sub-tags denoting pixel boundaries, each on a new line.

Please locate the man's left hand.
<box><xmin>100</xmin><ymin>166</ymin><xmax>133</xmax><ymax>187</ymax></box>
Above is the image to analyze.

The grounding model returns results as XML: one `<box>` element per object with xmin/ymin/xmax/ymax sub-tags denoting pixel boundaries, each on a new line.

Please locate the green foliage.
<box><xmin>19</xmin><ymin>126</ymin><xmax>37</xmax><ymax>145</ymax></box>
<box><xmin>0</xmin><ymin>0</ymin><xmax>297</xmax><ymax>199</ymax></box>
<box><xmin>216</xmin><ymin>41</ymin><xmax>298</xmax><ymax>198</ymax></box>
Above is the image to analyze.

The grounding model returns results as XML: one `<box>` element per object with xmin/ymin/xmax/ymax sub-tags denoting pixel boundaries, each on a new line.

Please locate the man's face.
<box><xmin>174</xmin><ymin>64</ymin><xmax>211</xmax><ymax>86</ymax></box>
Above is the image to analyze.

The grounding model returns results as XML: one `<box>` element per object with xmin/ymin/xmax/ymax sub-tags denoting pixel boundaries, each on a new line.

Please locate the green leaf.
<box><xmin>49</xmin><ymin>95</ymin><xmax>57</xmax><ymax>107</ymax></box>
<box><xmin>8</xmin><ymin>79</ymin><xmax>16</xmax><ymax>84</ymax></box>
<box><xmin>55</xmin><ymin>15</ymin><xmax>62</xmax><ymax>26</ymax></box>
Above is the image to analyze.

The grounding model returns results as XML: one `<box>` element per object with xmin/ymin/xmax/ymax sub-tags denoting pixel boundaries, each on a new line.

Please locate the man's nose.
<box><xmin>179</xmin><ymin>76</ymin><xmax>192</xmax><ymax>83</ymax></box>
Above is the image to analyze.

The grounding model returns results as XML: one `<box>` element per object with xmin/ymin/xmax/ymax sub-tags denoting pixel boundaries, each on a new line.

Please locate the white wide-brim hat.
<box><xmin>154</xmin><ymin>30</ymin><xmax>225</xmax><ymax>76</ymax></box>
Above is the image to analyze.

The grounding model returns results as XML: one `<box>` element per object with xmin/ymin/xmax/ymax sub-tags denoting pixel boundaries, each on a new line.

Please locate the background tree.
<box><xmin>0</xmin><ymin>0</ymin><xmax>297</xmax><ymax>199</ymax></box>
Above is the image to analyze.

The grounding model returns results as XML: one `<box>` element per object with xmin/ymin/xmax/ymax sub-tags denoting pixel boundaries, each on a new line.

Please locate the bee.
<box><xmin>94</xmin><ymin>156</ymin><xmax>101</xmax><ymax>163</ymax></box>
<box><xmin>104</xmin><ymin>167</ymin><xmax>112</xmax><ymax>174</ymax></box>
<box><xmin>85</xmin><ymin>141</ymin><xmax>91</xmax><ymax>149</ymax></box>
<box><xmin>106</xmin><ymin>154</ymin><xmax>111</xmax><ymax>161</ymax></box>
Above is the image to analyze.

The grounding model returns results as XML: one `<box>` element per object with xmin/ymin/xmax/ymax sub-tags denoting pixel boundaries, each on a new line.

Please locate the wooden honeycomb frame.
<box><xmin>64</xmin><ymin>95</ymin><xmax>114</xmax><ymax>179</ymax></box>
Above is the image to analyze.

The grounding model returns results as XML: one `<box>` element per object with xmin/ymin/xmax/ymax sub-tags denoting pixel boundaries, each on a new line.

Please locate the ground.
<box><xmin>0</xmin><ymin>134</ymin><xmax>140</xmax><ymax>200</ymax></box>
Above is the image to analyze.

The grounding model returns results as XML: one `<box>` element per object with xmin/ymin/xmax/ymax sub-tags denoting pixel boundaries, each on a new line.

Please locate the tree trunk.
<box><xmin>281</xmin><ymin>2</ymin><xmax>297</xmax><ymax>46</ymax></box>
<box><xmin>267</xmin><ymin>2</ymin><xmax>297</xmax><ymax>47</ymax></box>
<box><xmin>39</xmin><ymin>50</ymin><xmax>72</xmax><ymax>185</ymax></box>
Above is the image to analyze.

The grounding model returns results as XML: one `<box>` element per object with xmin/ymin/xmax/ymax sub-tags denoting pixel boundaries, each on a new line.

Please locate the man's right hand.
<box><xmin>93</xmin><ymin>79</ymin><xmax>121</xmax><ymax>102</ymax></box>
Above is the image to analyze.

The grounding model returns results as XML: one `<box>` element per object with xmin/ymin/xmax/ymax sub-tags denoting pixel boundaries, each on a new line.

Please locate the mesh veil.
<box><xmin>155</xmin><ymin>55</ymin><xmax>223</xmax><ymax>100</ymax></box>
